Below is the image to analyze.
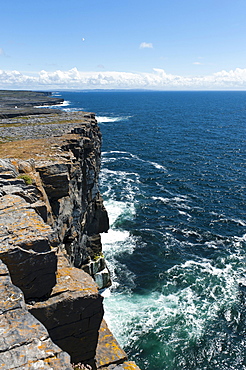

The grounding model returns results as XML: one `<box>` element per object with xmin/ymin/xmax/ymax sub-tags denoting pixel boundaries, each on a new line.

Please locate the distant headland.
<box><xmin>0</xmin><ymin>89</ymin><xmax>64</xmax><ymax>118</ymax></box>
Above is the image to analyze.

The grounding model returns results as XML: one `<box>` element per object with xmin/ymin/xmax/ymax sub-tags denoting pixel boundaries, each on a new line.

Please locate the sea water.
<box><xmin>56</xmin><ymin>91</ymin><xmax>246</xmax><ymax>370</ymax></box>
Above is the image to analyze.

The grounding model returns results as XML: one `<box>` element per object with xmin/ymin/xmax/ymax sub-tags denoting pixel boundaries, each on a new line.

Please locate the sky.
<box><xmin>1</xmin><ymin>0</ymin><xmax>246</xmax><ymax>90</ymax></box>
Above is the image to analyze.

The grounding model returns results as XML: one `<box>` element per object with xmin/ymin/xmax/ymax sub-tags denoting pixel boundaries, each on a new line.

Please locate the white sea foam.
<box><xmin>101</xmin><ymin>226</ymin><xmax>136</xmax><ymax>289</ymax></box>
<box><xmin>100</xmin><ymin>167</ymin><xmax>140</xmax><ymax>202</ymax></box>
<box><xmin>34</xmin><ymin>100</ymin><xmax>70</xmax><ymax>108</ymax></box>
<box><xmin>101</xmin><ymin>197</ymin><xmax>136</xmax><ymax>289</ymax></box>
<box><xmin>101</xmin><ymin>167</ymin><xmax>139</xmax><ymax>178</ymax></box>
<box><xmin>102</xmin><ymin>150</ymin><xmax>130</xmax><ymax>155</ymax></box>
<box><xmin>102</xmin><ymin>228</ymin><xmax>129</xmax><ymax>245</ymax></box>
<box><xmin>101</xmin><ymin>229</ymin><xmax>135</xmax><ymax>261</ymax></box>
<box><xmin>204</xmin><ymin>241</ymin><xmax>219</xmax><ymax>249</ymax></box>
<box><xmin>101</xmin><ymin>199</ymin><xmax>135</xmax><ymax>253</ymax></box>
<box><xmin>102</xmin><ymin>189</ymin><xmax>243</xmax><ymax>348</ymax></box>
<box><xmin>100</xmin><ymin>143</ymin><xmax>244</xmax><ymax>359</ymax></box>
<box><xmin>130</xmin><ymin>153</ymin><xmax>168</xmax><ymax>172</ymax></box>
<box><xmin>97</xmin><ymin>116</ymin><xmax>130</xmax><ymax>123</ymax></box>
<box><xmin>104</xmin><ymin>287</ymin><xmax>206</xmax><ymax>349</ymax></box>
<box><xmin>152</xmin><ymin>195</ymin><xmax>191</xmax><ymax>210</ymax></box>
<box><xmin>148</xmin><ymin>160</ymin><xmax>168</xmax><ymax>172</ymax></box>
<box><xmin>59</xmin><ymin>100</ymin><xmax>70</xmax><ymax>106</ymax></box>
<box><xmin>102</xmin><ymin>213</ymin><xmax>223</xmax><ymax>347</ymax></box>
<box><xmin>103</xmin><ymin>199</ymin><xmax>135</xmax><ymax>226</ymax></box>
<box><xmin>210</xmin><ymin>211</ymin><xmax>246</xmax><ymax>227</ymax></box>
<box><xmin>234</xmin><ymin>233</ymin><xmax>246</xmax><ymax>242</ymax></box>
<box><xmin>63</xmin><ymin>107</ymin><xmax>85</xmax><ymax>112</ymax></box>
<box><xmin>103</xmin><ymin>252</ymin><xmax>241</xmax><ymax>350</ymax></box>
<box><xmin>101</xmin><ymin>157</ymin><xmax>118</xmax><ymax>164</ymax></box>
<box><xmin>230</xmin><ymin>218</ymin><xmax>246</xmax><ymax>227</ymax></box>
<box><xmin>152</xmin><ymin>196</ymin><xmax>170</xmax><ymax>204</ymax></box>
<box><xmin>102</xmin><ymin>150</ymin><xmax>168</xmax><ymax>172</ymax></box>
<box><xmin>178</xmin><ymin>210</ymin><xmax>192</xmax><ymax>219</ymax></box>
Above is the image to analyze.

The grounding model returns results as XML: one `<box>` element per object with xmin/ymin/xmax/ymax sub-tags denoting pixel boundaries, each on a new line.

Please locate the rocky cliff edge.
<box><xmin>0</xmin><ymin>108</ymin><xmax>140</xmax><ymax>370</ymax></box>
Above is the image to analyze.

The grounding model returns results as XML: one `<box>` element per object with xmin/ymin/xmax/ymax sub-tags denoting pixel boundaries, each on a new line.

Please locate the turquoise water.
<box><xmin>57</xmin><ymin>91</ymin><xmax>246</xmax><ymax>370</ymax></box>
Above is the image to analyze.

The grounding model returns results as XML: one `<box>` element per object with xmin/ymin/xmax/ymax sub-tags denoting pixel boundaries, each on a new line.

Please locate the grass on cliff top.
<box><xmin>0</xmin><ymin>117</ymin><xmax>89</xmax><ymax>128</ymax></box>
<box><xmin>0</xmin><ymin>111</ymin><xmax>93</xmax><ymax>159</ymax></box>
<box><xmin>0</xmin><ymin>134</ymin><xmax>79</xmax><ymax>160</ymax></box>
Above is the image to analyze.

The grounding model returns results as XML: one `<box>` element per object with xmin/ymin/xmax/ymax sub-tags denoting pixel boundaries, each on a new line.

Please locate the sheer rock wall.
<box><xmin>0</xmin><ymin>110</ymin><xmax>140</xmax><ymax>370</ymax></box>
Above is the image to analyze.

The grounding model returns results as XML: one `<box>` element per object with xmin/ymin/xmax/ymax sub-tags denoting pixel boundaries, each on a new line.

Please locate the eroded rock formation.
<box><xmin>0</xmin><ymin>107</ymin><xmax>140</xmax><ymax>370</ymax></box>
<box><xmin>28</xmin><ymin>254</ymin><xmax>104</xmax><ymax>365</ymax></box>
<box><xmin>0</xmin><ymin>259</ymin><xmax>72</xmax><ymax>370</ymax></box>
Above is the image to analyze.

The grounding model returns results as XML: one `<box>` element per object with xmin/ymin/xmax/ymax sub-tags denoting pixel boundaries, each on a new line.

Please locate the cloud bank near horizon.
<box><xmin>1</xmin><ymin>67</ymin><xmax>246</xmax><ymax>90</ymax></box>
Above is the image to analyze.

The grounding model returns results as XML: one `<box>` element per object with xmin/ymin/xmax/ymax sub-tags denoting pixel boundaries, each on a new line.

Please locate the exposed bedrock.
<box><xmin>0</xmin><ymin>259</ymin><xmax>73</xmax><ymax>370</ymax></box>
<box><xmin>0</xmin><ymin>110</ymin><xmax>140</xmax><ymax>369</ymax></box>
<box><xmin>28</xmin><ymin>254</ymin><xmax>104</xmax><ymax>366</ymax></box>
<box><xmin>0</xmin><ymin>193</ymin><xmax>57</xmax><ymax>300</ymax></box>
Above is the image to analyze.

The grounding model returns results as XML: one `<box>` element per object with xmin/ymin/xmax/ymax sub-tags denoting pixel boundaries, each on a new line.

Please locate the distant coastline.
<box><xmin>0</xmin><ymin>89</ymin><xmax>64</xmax><ymax>118</ymax></box>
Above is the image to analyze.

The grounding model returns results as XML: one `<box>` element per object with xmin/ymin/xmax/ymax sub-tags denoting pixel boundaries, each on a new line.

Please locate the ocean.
<box><xmin>55</xmin><ymin>91</ymin><xmax>245</xmax><ymax>370</ymax></box>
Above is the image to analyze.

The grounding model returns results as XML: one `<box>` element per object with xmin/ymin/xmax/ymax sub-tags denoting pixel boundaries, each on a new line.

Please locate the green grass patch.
<box><xmin>17</xmin><ymin>174</ymin><xmax>33</xmax><ymax>185</ymax></box>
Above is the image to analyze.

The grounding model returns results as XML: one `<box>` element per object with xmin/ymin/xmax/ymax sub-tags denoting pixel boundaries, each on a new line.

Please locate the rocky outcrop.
<box><xmin>0</xmin><ymin>108</ymin><xmax>140</xmax><ymax>370</ymax></box>
<box><xmin>28</xmin><ymin>254</ymin><xmax>104</xmax><ymax>366</ymax></box>
<box><xmin>0</xmin><ymin>112</ymin><xmax>111</xmax><ymax>289</ymax></box>
<box><xmin>0</xmin><ymin>193</ymin><xmax>57</xmax><ymax>300</ymax></box>
<box><xmin>0</xmin><ymin>259</ymin><xmax>73</xmax><ymax>370</ymax></box>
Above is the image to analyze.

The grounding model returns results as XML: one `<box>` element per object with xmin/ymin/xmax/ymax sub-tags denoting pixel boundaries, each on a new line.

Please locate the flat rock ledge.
<box><xmin>0</xmin><ymin>108</ymin><xmax>140</xmax><ymax>370</ymax></box>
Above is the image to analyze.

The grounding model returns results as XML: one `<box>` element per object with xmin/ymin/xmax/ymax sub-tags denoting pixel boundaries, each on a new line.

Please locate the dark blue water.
<box><xmin>56</xmin><ymin>91</ymin><xmax>246</xmax><ymax>370</ymax></box>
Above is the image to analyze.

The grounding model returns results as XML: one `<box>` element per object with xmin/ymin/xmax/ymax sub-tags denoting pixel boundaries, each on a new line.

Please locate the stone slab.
<box><xmin>0</xmin><ymin>194</ymin><xmax>57</xmax><ymax>299</ymax></box>
<box><xmin>28</xmin><ymin>255</ymin><xmax>104</xmax><ymax>364</ymax></box>
<box><xmin>95</xmin><ymin>320</ymin><xmax>128</xmax><ymax>369</ymax></box>
<box><xmin>0</xmin><ymin>260</ymin><xmax>73</xmax><ymax>370</ymax></box>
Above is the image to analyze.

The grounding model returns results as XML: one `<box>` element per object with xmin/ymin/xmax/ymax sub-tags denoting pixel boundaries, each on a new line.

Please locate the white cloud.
<box><xmin>193</xmin><ymin>62</ymin><xmax>202</xmax><ymax>65</ymax></box>
<box><xmin>1</xmin><ymin>67</ymin><xmax>246</xmax><ymax>90</ymax></box>
<box><xmin>0</xmin><ymin>48</ymin><xmax>5</xmax><ymax>56</ymax></box>
<box><xmin>139</xmin><ymin>42</ymin><xmax>153</xmax><ymax>49</ymax></box>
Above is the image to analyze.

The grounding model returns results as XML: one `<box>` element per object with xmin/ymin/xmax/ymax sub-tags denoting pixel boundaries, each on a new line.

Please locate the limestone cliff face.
<box><xmin>0</xmin><ymin>111</ymin><xmax>141</xmax><ymax>370</ymax></box>
<box><xmin>0</xmin><ymin>259</ymin><xmax>72</xmax><ymax>369</ymax></box>
<box><xmin>0</xmin><ymin>113</ymin><xmax>110</xmax><ymax>297</ymax></box>
<box><xmin>33</xmin><ymin>114</ymin><xmax>111</xmax><ymax>289</ymax></box>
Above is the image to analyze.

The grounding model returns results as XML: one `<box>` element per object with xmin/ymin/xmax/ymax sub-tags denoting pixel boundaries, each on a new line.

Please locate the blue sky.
<box><xmin>1</xmin><ymin>0</ymin><xmax>246</xmax><ymax>90</ymax></box>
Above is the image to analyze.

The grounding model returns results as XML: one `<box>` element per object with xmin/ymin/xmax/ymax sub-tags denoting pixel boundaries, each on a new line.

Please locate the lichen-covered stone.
<box><xmin>28</xmin><ymin>255</ymin><xmax>104</xmax><ymax>365</ymax></box>
<box><xmin>0</xmin><ymin>194</ymin><xmax>57</xmax><ymax>299</ymax></box>
<box><xmin>95</xmin><ymin>320</ymin><xmax>128</xmax><ymax>368</ymax></box>
<box><xmin>0</xmin><ymin>260</ymin><xmax>73</xmax><ymax>370</ymax></box>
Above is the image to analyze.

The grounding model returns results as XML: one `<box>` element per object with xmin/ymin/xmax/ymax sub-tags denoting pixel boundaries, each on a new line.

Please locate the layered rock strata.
<box><xmin>28</xmin><ymin>254</ymin><xmax>104</xmax><ymax>365</ymax></box>
<box><xmin>0</xmin><ymin>112</ymin><xmax>111</xmax><ymax>289</ymax></box>
<box><xmin>0</xmin><ymin>109</ymin><xmax>140</xmax><ymax>370</ymax></box>
<box><xmin>0</xmin><ymin>259</ymin><xmax>73</xmax><ymax>370</ymax></box>
<box><xmin>0</xmin><ymin>192</ymin><xmax>57</xmax><ymax>300</ymax></box>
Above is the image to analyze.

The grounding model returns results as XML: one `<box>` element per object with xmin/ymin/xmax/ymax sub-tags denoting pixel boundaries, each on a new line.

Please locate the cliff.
<box><xmin>0</xmin><ymin>93</ymin><xmax>141</xmax><ymax>370</ymax></box>
<box><xmin>0</xmin><ymin>90</ymin><xmax>64</xmax><ymax>118</ymax></box>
